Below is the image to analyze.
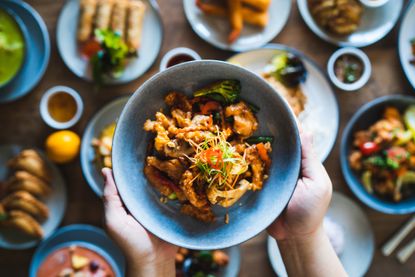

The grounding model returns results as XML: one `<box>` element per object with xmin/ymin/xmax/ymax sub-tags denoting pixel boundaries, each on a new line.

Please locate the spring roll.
<box><xmin>77</xmin><ymin>0</ymin><xmax>97</xmax><ymax>42</ymax></box>
<box><xmin>95</xmin><ymin>0</ymin><xmax>114</xmax><ymax>30</ymax></box>
<box><xmin>110</xmin><ymin>0</ymin><xmax>128</xmax><ymax>37</ymax></box>
<box><xmin>241</xmin><ymin>0</ymin><xmax>271</xmax><ymax>12</ymax></box>
<box><xmin>227</xmin><ymin>0</ymin><xmax>243</xmax><ymax>43</ymax></box>
<box><xmin>127</xmin><ymin>0</ymin><xmax>146</xmax><ymax>52</ymax></box>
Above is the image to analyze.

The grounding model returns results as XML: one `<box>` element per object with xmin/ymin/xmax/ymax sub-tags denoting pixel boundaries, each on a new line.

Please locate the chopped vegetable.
<box><xmin>246</xmin><ymin>136</ymin><xmax>274</xmax><ymax>144</ymax></box>
<box><xmin>364</xmin><ymin>156</ymin><xmax>386</xmax><ymax>168</ymax></box>
<box><xmin>200</xmin><ymin>101</ymin><xmax>221</xmax><ymax>115</ymax></box>
<box><xmin>193</xmin><ymin>80</ymin><xmax>241</xmax><ymax>104</ymax></box>
<box><xmin>270</xmin><ymin>52</ymin><xmax>307</xmax><ymax>87</ymax></box>
<box><xmin>359</xmin><ymin>141</ymin><xmax>379</xmax><ymax>156</ymax></box>
<box><xmin>91</xmin><ymin>29</ymin><xmax>131</xmax><ymax>85</ymax></box>
<box><xmin>256</xmin><ymin>143</ymin><xmax>270</xmax><ymax>167</ymax></box>
<box><xmin>404</xmin><ymin>105</ymin><xmax>415</xmax><ymax>138</ymax></box>
<box><xmin>361</xmin><ymin>170</ymin><xmax>373</xmax><ymax>193</ymax></box>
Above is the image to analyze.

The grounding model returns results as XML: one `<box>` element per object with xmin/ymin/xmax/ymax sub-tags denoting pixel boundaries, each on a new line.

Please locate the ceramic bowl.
<box><xmin>327</xmin><ymin>47</ymin><xmax>372</xmax><ymax>91</ymax></box>
<box><xmin>341</xmin><ymin>95</ymin><xmax>415</xmax><ymax>214</ymax></box>
<box><xmin>159</xmin><ymin>47</ymin><xmax>201</xmax><ymax>71</ymax></box>
<box><xmin>112</xmin><ymin>60</ymin><xmax>301</xmax><ymax>249</ymax></box>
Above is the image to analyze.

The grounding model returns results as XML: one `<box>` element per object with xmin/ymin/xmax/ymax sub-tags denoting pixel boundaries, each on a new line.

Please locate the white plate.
<box><xmin>183</xmin><ymin>0</ymin><xmax>291</xmax><ymax>52</ymax></box>
<box><xmin>399</xmin><ymin>1</ymin><xmax>415</xmax><ymax>90</ymax></box>
<box><xmin>297</xmin><ymin>0</ymin><xmax>403</xmax><ymax>47</ymax></box>
<box><xmin>0</xmin><ymin>145</ymin><xmax>67</xmax><ymax>250</ymax></box>
<box><xmin>267</xmin><ymin>192</ymin><xmax>375</xmax><ymax>277</ymax></box>
<box><xmin>81</xmin><ymin>96</ymin><xmax>130</xmax><ymax>196</ymax></box>
<box><xmin>56</xmin><ymin>0</ymin><xmax>163</xmax><ymax>84</ymax></box>
<box><xmin>227</xmin><ymin>44</ymin><xmax>339</xmax><ymax>162</ymax></box>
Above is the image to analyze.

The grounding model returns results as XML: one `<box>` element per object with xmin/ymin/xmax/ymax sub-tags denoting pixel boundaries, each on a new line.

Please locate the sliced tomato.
<box><xmin>200</xmin><ymin>101</ymin><xmax>221</xmax><ymax>115</ymax></box>
<box><xmin>386</xmin><ymin>146</ymin><xmax>409</xmax><ymax>163</ymax></box>
<box><xmin>80</xmin><ymin>40</ymin><xmax>102</xmax><ymax>59</ymax></box>
<box><xmin>359</xmin><ymin>142</ymin><xmax>380</xmax><ymax>156</ymax></box>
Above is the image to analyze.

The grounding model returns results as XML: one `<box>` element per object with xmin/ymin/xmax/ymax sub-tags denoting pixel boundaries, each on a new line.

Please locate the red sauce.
<box><xmin>166</xmin><ymin>54</ymin><xmax>195</xmax><ymax>68</ymax></box>
<box><xmin>37</xmin><ymin>245</ymin><xmax>115</xmax><ymax>277</ymax></box>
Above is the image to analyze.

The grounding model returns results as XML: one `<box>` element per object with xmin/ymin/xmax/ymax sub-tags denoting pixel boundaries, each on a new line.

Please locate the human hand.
<box><xmin>268</xmin><ymin>132</ymin><xmax>332</xmax><ymax>241</ymax></box>
<box><xmin>102</xmin><ymin>168</ymin><xmax>177</xmax><ymax>277</ymax></box>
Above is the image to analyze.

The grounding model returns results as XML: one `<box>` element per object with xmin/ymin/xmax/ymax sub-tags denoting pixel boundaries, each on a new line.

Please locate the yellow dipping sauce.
<box><xmin>0</xmin><ymin>9</ymin><xmax>25</xmax><ymax>86</ymax></box>
<box><xmin>47</xmin><ymin>92</ymin><xmax>77</xmax><ymax>123</ymax></box>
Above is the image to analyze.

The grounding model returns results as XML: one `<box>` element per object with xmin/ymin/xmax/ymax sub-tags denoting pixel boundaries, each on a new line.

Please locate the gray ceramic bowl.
<box><xmin>112</xmin><ymin>60</ymin><xmax>301</xmax><ymax>249</ymax></box>
<box><xmin>341</xmin><ymin>95</ymin><xmax>415</xmax><ymax>214</ymax></box>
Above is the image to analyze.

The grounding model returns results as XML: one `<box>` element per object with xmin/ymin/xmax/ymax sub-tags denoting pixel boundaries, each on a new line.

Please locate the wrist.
<box><xmin>126</xmin><ymin>257</ymin><xmax>175</xmax><ymax>277</ymax></box>
<box><xmin>276</xmin><ymin>224</ymin><xmax>324</xmax><ymax>246</ymax></box>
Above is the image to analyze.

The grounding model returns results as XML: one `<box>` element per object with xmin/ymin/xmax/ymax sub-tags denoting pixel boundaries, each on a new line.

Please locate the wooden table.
<box><xmin>1</xmin><ymin>0</ymin><xmax>414</xmax><ymax>276</ymax></box>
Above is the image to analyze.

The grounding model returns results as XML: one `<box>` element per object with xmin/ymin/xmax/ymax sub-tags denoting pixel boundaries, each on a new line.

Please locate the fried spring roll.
<box><xmin>227</xmin><ymin>0</ymin><xmax>243</xmax><ymax>43</ymax></box>
<box><xmin>241</xmin><ymin>0</ymin><xmax>271</xmax><ymax>12</ymax></box>
<box><xmin>95</xmin><ymin>0</ymin><xmax>114</xmax><ymax>30</ymax></box>
<box><xmin>127</xmin><ymin>0</ymin><xmax>146</xmax><ymax>52</ymax></box>
<box><xmin>111</xmin><ymin>0</ymin><xmax>129</xmax><ymax>37</ymax></box>
<box><xmin>77</xmin><ymin>0</ymin><xmax>98</xmax><ymax>42</ymax></box>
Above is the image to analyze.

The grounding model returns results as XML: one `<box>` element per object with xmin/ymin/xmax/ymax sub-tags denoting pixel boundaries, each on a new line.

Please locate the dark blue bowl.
<box><xmin>112</xmin><ymin>60</ymin><xmax>301</xmax><ymax>249</ymax></box>
<box><xmin>341</xmin><ymin>95</ymin><xmax>415</xmax><ymax>214</ymax></box>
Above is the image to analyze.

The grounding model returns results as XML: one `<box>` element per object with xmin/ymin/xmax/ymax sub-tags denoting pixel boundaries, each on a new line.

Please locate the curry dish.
<box><xmin>143</xmin><ymin>80</ymin><xmax>273</xmax><ymax>222</ymax></box>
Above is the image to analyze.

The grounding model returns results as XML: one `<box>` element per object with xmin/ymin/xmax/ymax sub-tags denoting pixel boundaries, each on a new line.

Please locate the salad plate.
<box><xmin>228</xmin><ymin>44</ymin><xmax>339</xmax><ymax>162</ymax></box>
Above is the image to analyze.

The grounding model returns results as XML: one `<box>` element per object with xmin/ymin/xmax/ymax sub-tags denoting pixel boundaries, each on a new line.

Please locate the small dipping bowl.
<box><xmin>359</xmin><ymin>0</ymin><xmax>390</xmax><ymax>8</ymax></box>
<box><xmin>40</xmin><ymin>86</ymin><xmax>83</xmax><ymax>129</ymax></box>
<box><xmin>327</xmin><ymin>47</ymin><xmax>371</xmax><ymax>92</ymax></box>
<box><xmin>159</xmin><ymin>47</ymin><xmax>201</xmax><ymax>71</ymax></box>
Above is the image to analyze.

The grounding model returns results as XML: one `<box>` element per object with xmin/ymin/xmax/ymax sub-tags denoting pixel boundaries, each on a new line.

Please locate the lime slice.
<box><xmin>404</xmin><ymin>106</ymin><xmax>415</xmax><ymax>137</ymax></box>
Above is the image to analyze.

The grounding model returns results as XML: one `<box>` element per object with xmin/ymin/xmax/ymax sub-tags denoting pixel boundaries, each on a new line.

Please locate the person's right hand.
<box><xmin>267</xmin><ymin>132</ymin><xmax>333</xmax><ymax>241</ymax></box>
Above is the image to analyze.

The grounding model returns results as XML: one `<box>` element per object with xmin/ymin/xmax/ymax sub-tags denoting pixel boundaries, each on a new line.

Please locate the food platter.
<box><xmin>183</xmin><ymin>0</ymin><xmax>291</xmax><ymax>52</ymax></box>
<box><xmin>297</xmin><ymin>0</ymin><xmax>403</xmax><ymax>47</ymax></box>
<box><xmin>0</xmin><ymin>145</ymin><xmax>67</xmax><ymax>250</ymax></box>
<box><xmin>80</xmin><ymin>96</ymin><xmax>130</xmax><ymax>196</ymax></box>
<box><xmin>228</xmin><ymin>44</ymin><xmax>339</xmax><ymax>162</ymax></box>
<box><xmin>56</xmin><ymin>0</ymin><xmax>163</xmax><ymax>84</ymax></box>
<box><xmin>268</xmin><ymin>192</ymin><xmax>375</xmax><ymax>277</ymax></box>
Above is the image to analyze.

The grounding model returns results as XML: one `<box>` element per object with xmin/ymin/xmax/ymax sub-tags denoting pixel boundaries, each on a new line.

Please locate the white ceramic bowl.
<box><xmin>327</xmin><ymin>47</ymin><xmax>371</xmax><ymax>92</ymax></box>
<box><xmin>159</xmin><ymin>47</ymin><xmax>201</xmax><ymax>71</ymax></box>
<box><xmin>40</xmin><ymin>85</ymin><xmax>84</xmax><ymax>129</ymax></box>
<box><xmin>359</xmin><ymin>0</ymin><xmax>390</xmax><ymax>8</ymax></box>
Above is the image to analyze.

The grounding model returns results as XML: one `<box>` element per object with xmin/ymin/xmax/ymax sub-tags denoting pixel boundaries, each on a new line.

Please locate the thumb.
<box><xmin>102</xmin><ymin>168</ymin><xmax>127</xmax><ymax>216</ymax></box>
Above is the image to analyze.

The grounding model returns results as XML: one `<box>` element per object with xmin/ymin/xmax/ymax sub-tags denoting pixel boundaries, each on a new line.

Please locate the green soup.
<box><xmin>0</xmin><ymin>9</ymin><xmax>25</xmax><ymax>86</ymax></box>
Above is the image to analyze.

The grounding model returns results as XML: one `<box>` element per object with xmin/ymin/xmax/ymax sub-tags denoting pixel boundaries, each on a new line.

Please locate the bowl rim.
<box><xmin>327</xmin><ymin>47</ymin><xmax>372</xmax><ymax>91</ymax></box>
<box><xmin>112</xmin><ymin>59</ymin><xmax>301</xmax><ymax>249</ymax></box>
<box><xmin>359</xmin><ymin>0</ymin><xmax>390</xmax><ymax>8</ymax></box>
<box><xmin>340</xmin><ymin>94</ymin><xmax>415</xmax><ymax>214</ymax></box>
<box><xmin>159</xmin><ymin>47</ymin><xmax>202</xmax><ymax>72</ymax></box>
<box><xmin>0</xmin><ymin>6</ymin><xmax>28</xmax><ymax>88</ymax></box>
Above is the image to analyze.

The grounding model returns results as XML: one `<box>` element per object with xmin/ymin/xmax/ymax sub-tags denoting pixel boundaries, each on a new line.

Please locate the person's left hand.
<box><xmin>102</xmin><ymin>168</ymin><xmax>177</xmax><ymax>276</ymax></box>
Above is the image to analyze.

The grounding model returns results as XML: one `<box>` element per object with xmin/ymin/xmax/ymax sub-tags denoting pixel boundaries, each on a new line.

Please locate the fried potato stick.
<box><xmin>196</xmin><ymin>0</ymin><xmax>268</xmax><ymax>28</ymax></box>
<box><xmin>78</xmin><ymin>0</ymin><xmax>98</xmax><ymax>42</ymax></box>
<box><xmin>227</xmin><ymin>0</ymin><xmax>243</xmax><ymax>43</ymax></box>
<box><xmin>241</xmin><ymin>0</ymin><xmax>271</xmax><ymax>12</ymax></box>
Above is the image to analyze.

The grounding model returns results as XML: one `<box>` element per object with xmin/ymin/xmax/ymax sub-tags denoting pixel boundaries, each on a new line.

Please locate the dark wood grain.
<box><xmin>0</xmin><ymin>0</ymin><xmax>414</xmax><ymax>276</ymax></box>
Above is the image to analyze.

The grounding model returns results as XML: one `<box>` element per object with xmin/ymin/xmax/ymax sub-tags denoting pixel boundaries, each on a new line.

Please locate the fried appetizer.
<box><xmin>78</xmin><ymin>0</ymin><xmax>98</xmax><ymax>42</ymax></box>
<box><xmin>127</xmin><ymin>0</ymin><xmax>146</xmax><ymax>52</ymax></box>
<box><xmin>6</xmin><ymin>171</ymin><xmax>51</xmax><ymax>197</ymax></box>
<box><xmin>308</xmin><ymin>0</ymin><xmax>363</xmax><ymax>35</ymax></box>
<box><xmin>0</xmin><ymin>210</ymin><xmax>43</xmax><ymax>238</ymax></box>
<box><xmin>92</xmin><ymin>122</ymin><xmax>116</xmax><ymax>169</ymax></box>
<box><xmin>94</xmin><ymin>0</ymin><xmax>114</xmax><ymax>30</ymax></box>
<box><xmin>8</xmin><ymin>149</ymin><xmax>51</xmax><ymax>182</ymax></box>
<box><xmin>227</xmin><ymin>0</ymin><xmax>243</xmax><ymax>43</ymax></box>
<box><xmin>241</xmin><ymin>0</ymin><xmax>271</xmax><ymax>12</ymax></box>
<box><xmin>1</xmin><ymin>191</ymin><xmax>49</xmax><ymax>220</ymax></box>
<box><xmin>110</xmin><ymin>0</ymin><xmax>129</xmax><ymax>38</ymax></box>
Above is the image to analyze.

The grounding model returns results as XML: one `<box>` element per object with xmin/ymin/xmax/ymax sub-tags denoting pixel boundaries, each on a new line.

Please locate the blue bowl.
<box><xmin>341</xmin><ymin>95</ymin><xmax>415</xmax><ymax>214</ymax></box>
<box><xmin>112</xmin><ymin>60</ymin><xmax>301</xmax><ymax>249</ymax></box>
